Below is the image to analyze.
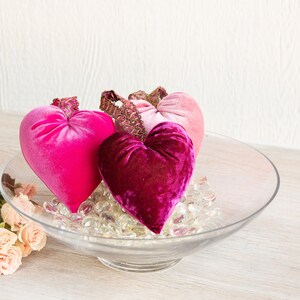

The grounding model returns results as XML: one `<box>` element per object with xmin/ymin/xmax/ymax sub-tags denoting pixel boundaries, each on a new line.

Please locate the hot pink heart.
<box><xmin>20</xmin><ymin>97</ymin><xmax>115</xmax><ymax>212</ymax></box>
<box><xmin>98</xmin><ymin>122</ymin><xmax>195</xmax><ymax>234</ymax></box>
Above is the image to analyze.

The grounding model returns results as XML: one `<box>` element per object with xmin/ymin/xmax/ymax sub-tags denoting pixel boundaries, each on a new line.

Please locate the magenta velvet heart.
<box><xmin>130</xmin><ymin>92</ymin><xmax>204</xmax><ymax>156</ymax></box>
<box><xmin>98</xmin><ymin>122</ymin><xmax>195</xmax><ymax>234</ymax></box>
<box><xmin>20</xmin><ymin>98</ymin><xmax>115</xmax><ymax>212</ymax></box>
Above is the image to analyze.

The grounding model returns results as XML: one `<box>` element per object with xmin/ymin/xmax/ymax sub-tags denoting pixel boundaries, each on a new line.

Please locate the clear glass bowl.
<box><xmin>0</xmin><ymin>133</ymin><xmax>279</xmax><ymax>272</ymax></box>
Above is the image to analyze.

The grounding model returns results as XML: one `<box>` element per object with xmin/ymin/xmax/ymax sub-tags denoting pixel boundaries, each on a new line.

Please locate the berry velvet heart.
<box><xmin>20</xmin><ymin>98</ymin><xmax>115</xmax><ymax>212</ymax></box>
<box><xmin>98</xmin><ymin>122</ymin><xmax>195</xmax><ymax>233</ymax></box>
<box><xmin>130</xmin><ymin>92</ymin><xmax>204</xmax><ymax>156</ymax></box>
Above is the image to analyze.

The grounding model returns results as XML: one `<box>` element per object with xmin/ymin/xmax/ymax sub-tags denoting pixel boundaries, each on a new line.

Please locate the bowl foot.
<box><xmin>98</xmin><ymin>258</ymin><xmax>181</xmax><ymax>273</ymax></box>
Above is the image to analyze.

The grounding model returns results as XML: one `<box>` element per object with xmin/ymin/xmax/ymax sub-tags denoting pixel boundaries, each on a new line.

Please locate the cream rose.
<box><xmin>1</xmin><ymin>203</ymin><xmax>27</xmax><ymax>231</ymax></box>
<box><xmin>11</xmin><ymin>193</ymin><xmax>35</xmax><ymax>215</ymax></box>
<box><xmin>0</xmin><ymin>246</ymin><xmax>22</xmax><ymax>275</ymax></box>
<box><xmin>1</xmin><ymin>194</ymin><xmax>35</xmax><ymax>231</ymax></box>
<box><xmin>0</xmin><ymin>228</ymin><xmax>18</xmax><ymax>251</ymax></box>
<box><xmin>18</xmin><ymin>223</ymin><xmax>47</xmax><ymax>251</ymax></box>
<box><xmin>15</xmin><ymin>240</ymin><xmax>32</xmax><ymax>257</ymax></box>
<box><xmin>14</xmin><ymin>184</ymin><xmax>37</xmax><ymax>199</ymax></box>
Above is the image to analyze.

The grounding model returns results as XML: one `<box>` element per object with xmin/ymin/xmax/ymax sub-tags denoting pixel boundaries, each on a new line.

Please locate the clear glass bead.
<box><xmin>51</xmin><ymin>197</ymin><xmax>60</xmax><ymax>206</ymax></box>
<box><xmin>70</xmin><ymin>213</ymin><xmax>84</xmax><ymax>223</ymax></box>
<box><xmin>53</xmin><ymin>215</ymin><xmax>69</xmax><ymax>229</ymax></box>
<box><xmin>197</xmin><ymin>181</ymin><xmax>210</xmax><ymax>192</ymax></box>
<box><xmin>57</xmin><ymin>203</ymin><xmax>71</xmax><ymax>217</ymax></box>
<box><xmin>43</xmin><ymin>201</ymin><xmax>58</xmax><ymax>214</ymax></box>
<box><xmin>78</xmin><ymin>200</ymin><xmax>94</xmax><ymax>216</ymax></box>
<box><xmin>202</xmin><ymin>190</ymin><xmax>216</xmax><ymax>202</ymax></box>
<box><xmin>82</xmin><ymin>215</ymin><xmax>101</xmax><ymax>229</ymax></box>
<box><xmin>170</xmin><ymin>226</ymin><xmax>189</xmax><ymax>237</ymax></box>
<box><xmin>91</xmin><ymin>191</ymin><xmax>106</xmax><ymax>203</ymax></box>
<box><xmin>96</xmin><ymin>183</ymin><xmax>111</xmax><ymax>197</ymax></box>
<box><xmin>99</xmin><ymin>211</ymin><xmax>115</xmax><ymax>224</ymax></box>
<box><xmin>94</xmin><ymin>201</ymin><xmax>112</xmax><ymax>215</ymax></box>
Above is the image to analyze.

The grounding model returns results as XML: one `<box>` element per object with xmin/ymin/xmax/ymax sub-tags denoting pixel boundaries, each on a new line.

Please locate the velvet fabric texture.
<box><xmin>98</xmin><ymin>122</ymin><xmax>195</xmax><ymax>233</ymax></box>
<box><xmin>131</xmin><ymin>92</ymin><xmax>204</xmax><ymax>156</ymax></box>
<box><xmin>20</xmin><ymin>105</ymin><xmax>115</xmax><ymax>212</ymax></box>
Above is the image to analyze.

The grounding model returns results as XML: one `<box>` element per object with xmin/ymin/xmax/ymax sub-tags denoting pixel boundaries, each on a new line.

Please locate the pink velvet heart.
<box><xmin>130</xmin><ymin>92</ymin><xmax>204</xmax><ymax>156</ymax></box>
<box><xmin>20</xmin><ymin>98</ymin><xmax>115</xmax><ymax>212</ymax></box>
<box><xmin>98</xmin><ymin>122</ymin><xmax>195</xmax><ymax>234</ymax></box>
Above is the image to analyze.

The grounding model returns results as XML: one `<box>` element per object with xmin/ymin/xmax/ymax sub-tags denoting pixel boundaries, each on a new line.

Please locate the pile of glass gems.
<box><xmin>43</xmin><ymin>177</ymin><xmax>222</xmax><ymax>238</ymax></box>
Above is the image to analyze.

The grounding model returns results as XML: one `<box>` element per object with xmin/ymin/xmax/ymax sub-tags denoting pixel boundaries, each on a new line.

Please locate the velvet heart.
<box><xmin>130</xmin><ymin>92</ymin><xmax>204</xmax><ymax>156</ymax></box>
<box><xmin>20</xmin><ymin>98</ymin><xmax>115</xmax><ymax>212</ymax></box>
<box><xmin>98</xmin><ymin>122</ymin><xmax>195</xmax><ymax>234</ymax></box>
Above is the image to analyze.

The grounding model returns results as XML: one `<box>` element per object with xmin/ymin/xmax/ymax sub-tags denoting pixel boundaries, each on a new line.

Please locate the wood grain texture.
<box><xmin>0</xmin><ymin>112</ymin><xmax>299</xmax><ymax>299</ymax></box>
<box><xmin>0</xmin><ymin>0</ymin><xmax>299</xmax><ymax>148</ymax></box>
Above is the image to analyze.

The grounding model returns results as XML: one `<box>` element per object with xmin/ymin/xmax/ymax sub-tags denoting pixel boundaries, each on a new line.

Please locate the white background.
<box><xmin>0</xmin><ymin>0</ymin><xmax>299</xmax><ymax>148</ymax></box>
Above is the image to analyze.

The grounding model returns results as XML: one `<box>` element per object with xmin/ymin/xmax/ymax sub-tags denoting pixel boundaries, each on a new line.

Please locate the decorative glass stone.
<box><xmin>43</xmin><ymin>201</ymin><xmax>58</xmax><ymax>214</ymax></box>
<box><xmin>82</xmin><ymin>215</ymin><xmax>101</xmax><ymax>228</ymax></box>
<box><xmin>91</xmin><ymin>191</ymin><xmax>105</xmax><ymax>203</ymax></box>
<box><xmin>70</xmin><ymin>213</ymin><xmax>84</xmax><ymax>223</ymax></box>
<box><xmin>78</xmin><ymin>200</ymin><xmax>94</xmax><ymax>216</ymax></box>
<box><xmin>57</xmin><ymin>203</ymin><xmax>71</xmax><ymax>217</ymax></box>
<box><xmin>51</xmin><ymin>197</ymin><xmax>60</xmax><ymax>206</ymax></box>
<box><xmin>170</xmin><ymin>226</ymin><xmax>189</xmax><ymax>237</ymax></box>
<box><xmin>94</xmin><ymin>201</ymin><xmax>112</xmax><ymax>215</ymax></box>
<box><xmin>53</xmin><ymin>215</ymin><xmax>69</xmax><ymax>229</ymax></box>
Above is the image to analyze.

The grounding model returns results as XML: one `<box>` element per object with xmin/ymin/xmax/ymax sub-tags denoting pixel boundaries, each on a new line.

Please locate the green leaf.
<box><xmin>0</xmin><ymin>222</ymin><xmax>5</xmax><ymax>228</ymax></box>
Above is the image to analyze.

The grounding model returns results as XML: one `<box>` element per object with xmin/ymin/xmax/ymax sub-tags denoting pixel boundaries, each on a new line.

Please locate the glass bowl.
<box><xmin>0</xmin><ymin>133</ymin><xmax>279</xmax><ymax>272</ymax></box>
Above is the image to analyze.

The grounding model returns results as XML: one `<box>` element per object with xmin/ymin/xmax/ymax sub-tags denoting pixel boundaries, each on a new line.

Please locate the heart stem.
<box><xmin>51</xmin><ymin>97</ymin><xmax>79</xmax><ymax>118</ymax></box>
<box><xmin>100</xmin><ymin>91</ymin><xmax>147</xmax><ymax>141</ymax></box>
<box><xmin>128</xmin><ymin>86</ymin><xmax>168</xmax><ymax>108</ymax></box>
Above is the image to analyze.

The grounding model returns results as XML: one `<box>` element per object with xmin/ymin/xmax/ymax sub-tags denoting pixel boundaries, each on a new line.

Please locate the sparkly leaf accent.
<box><xmin>100</xmin><ymin>90</ymin><xmax>147</xmax><ymax>141</ymax></box>
<box><xmin>128</xmin><ymin>86</ymin><xmax>168</xmax><ymax>108</ymax></box>
<box><xmin>51</xmin><ymin>96</ymin><xmax>79</xmax><ymax>118</ymax></box>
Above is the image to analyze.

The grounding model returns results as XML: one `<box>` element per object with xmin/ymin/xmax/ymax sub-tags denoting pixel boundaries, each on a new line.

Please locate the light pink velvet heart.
<box><xmin>131</xmin><ymin>92</ymin><xmax>204</xmax><ymax>156</ymax></box>
<box><xmin>20</xmin><ymin>100</ymin><xmax>115</xmax><ymax>212</ymax></box>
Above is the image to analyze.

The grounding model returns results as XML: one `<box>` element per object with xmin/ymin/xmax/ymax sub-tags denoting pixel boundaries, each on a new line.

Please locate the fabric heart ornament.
<box><xmin>98</xmin><ymin>122</ymin><xmax>195</xmax><ymax>233</ymax></box>
<box><xmin>128</xmin><ymin>87</ymin><xmax>204</xmax><ymax>156</ymax></box>
<box><xmin>99</xmin><ymin>91</ymin><xmax>195</xmax><ymax>233</ymax></box>
<box><xmin>20</xmin><ymin>97</ymin><xmax>115</xmax><ymax>212</ymax></box>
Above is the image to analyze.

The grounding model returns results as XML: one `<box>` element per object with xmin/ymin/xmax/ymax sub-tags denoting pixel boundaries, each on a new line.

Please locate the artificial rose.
<box><xmin>15</xmin><ymin>240</ymin><xmax>32</xmax><ymax>257</ymax></box>
<box><xmin>18</xmin><ymin>223</ymin><xmax>47</xmax><ymax>251</ymax></box>
<box><xmin>0</xmin><ymin>246</ymin><xmax>22</xmax><ymax>275</ymax></box>
<box><xmin>11</xmin><ymin>193</ymin><xmax>35</xmax><ymax>215</ymax></box>
<box><xmin>14</xmin><ymin>184</ymin><xmax>37</xmax><ymax>199</ymax></box>
<box><xmin>1</xmin><ymin>203</ymin><xmax>27</xmax><ymax>231</ymax></box>
<box><xmin>0</xmin><ymin>228</ymin><xmax>17</xmax><ymax>251</ymax></box>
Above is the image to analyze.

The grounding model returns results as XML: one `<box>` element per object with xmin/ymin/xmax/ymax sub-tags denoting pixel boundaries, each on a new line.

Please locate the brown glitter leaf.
<box><xmin>128</xmin><ymin>86</ymin><xmax>168</xmax><ymax>108</ymax></box>
<box><xmin>51</xmin><ymin>96</ymin><xmax>79</xmax><ymax>118</ymax></box>
<box><xmin>100</xmin><ymin>90</ymin><xmax>147</xmax><ymax>141</ymax></box>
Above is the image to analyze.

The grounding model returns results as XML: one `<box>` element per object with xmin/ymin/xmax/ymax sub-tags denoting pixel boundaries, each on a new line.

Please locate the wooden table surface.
<box><xmin>0</xmin><ymin>112</ymin><xmax>299</xmax><ymax>300</ymax></box>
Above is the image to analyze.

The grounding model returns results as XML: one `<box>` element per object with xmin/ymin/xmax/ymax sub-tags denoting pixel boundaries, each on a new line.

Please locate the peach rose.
<box><xmin>18</xmin><ymin>223</ymin><xmax>47</xmax><ymax>251</ymax></box>
<box><xmin>1</xmin><ymin>194</ymin><xmax>35</xmax><ymax>231</ymax></box>
<box><xmin>11</xmin><ymin>193</ymin><xmax>35</xmax><ymax>215</ymax></box>
<box><xmin>14</xmin><ymin>184</ymin><xmax>37</xmax><ymax>199</ymax></box>
<box><xmin>1</xmin><ymin>203</ymin><xmax>27</xmax><ymax>231</ymax></box>
<box><xmin>0</xmin><ymin>228</ymin><xmax>18</xmax><ymax>251</ymax></box>
<box><xmin>15</xmin><ymin>240</ymin><xmax>32</xmax><ymax>257</ymax></box>
<box><xmin>0</xmin><ymin>246</ymin><xmax>22</xmax><ymax>275</ymax></box>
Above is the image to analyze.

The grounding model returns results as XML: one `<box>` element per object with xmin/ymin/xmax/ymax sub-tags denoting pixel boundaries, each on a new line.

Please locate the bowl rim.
<box><xmin>0</xmin><ymin>132</ymin><xmax>280</xmax><ymax>242</ymax></box>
